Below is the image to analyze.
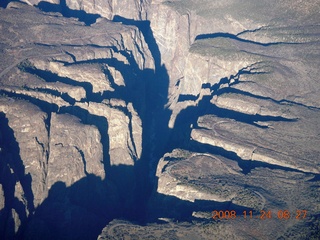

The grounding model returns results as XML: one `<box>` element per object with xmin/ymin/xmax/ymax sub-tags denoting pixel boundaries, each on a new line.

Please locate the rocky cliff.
<box><xmin>0</xmin><ymin>2</ymin><xmax>154</xmax><ymax>239</ymax></box>
<box><xmin>0</xmin><ymin>0</ymin><xmax>320</xmax><ymax>239</ymax></box>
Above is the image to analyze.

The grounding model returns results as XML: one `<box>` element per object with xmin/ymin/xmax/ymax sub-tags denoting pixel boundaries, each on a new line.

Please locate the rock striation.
<box><xmin>146</xmin><ymin>0</ymin><xmax>320</xmax><ymax>239</ymax></box>
<box><xmin>0</xmin><ymin>2</ymin><xmax>153</xmax><ymax>239</ymax></box>
<box><xmin>0</xmin><ymin>0</ymin><xmax>320</xmax><ymax>239</ymax></box>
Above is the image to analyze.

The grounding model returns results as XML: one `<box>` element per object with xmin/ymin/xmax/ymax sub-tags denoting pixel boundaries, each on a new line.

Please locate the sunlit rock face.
<box><xmin>1</xmin><ymin>0</ymin><xmax>320</xmax><ymax>239</ymax></box>
<box><xmin>0</xmin><ymin>2</ymin><xmax>152</xmax><ymax>239</ymax></box>
<box><xmin>21</xmin><ymin>0</ymin><xmax>150</xmax><ymax>20</ymax></box>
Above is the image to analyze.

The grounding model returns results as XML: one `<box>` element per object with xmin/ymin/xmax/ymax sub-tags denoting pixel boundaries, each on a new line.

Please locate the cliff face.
<box><xmin>145</xmin><ymin>1</ymin><xmax>320</xmax><ymax>239</ymax></box>
<box><xmin>147</xmin><ymin>1</ymin><xmax>320</xmax><ymax>129</ymax></box>
<box><xmin>0</xmin><ymin>2</ymin><xmax>154</xmax><ymax>239</ymax></box>
<box><xmin>146</xmin><ymin>1</ymin><xmax>320</xmax><ymax>239</ymax></box>
<box><xmin>1</xmin><ymin>0</ymin><xmax>320</xmax><ymax>239</ymax></box>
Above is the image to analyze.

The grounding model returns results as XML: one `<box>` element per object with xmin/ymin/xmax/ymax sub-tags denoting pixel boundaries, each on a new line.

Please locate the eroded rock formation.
<box><xmin>0</xmin><ymin>2</ymin><xmax>153</xmax><ymax>239</ymax></box>
<box><xmin>0</xmin><ymin>0</ymin><xmax>319</xmax><ymax>239</ymax></box>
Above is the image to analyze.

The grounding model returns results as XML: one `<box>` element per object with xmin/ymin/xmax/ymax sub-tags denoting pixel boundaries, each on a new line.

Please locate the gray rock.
<box><xmin>0</xmin><ymin>2</ymin><xmax>151</xmax><ymax>238</ymax></box>
<box><xmin>0</xmin><ymin>0</ymin><xmax>319</xmax><ymax>239</ymax></box>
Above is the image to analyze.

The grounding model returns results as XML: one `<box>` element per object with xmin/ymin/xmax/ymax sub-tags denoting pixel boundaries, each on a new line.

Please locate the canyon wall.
<box><xmin>0</xmin><ymin>2</ymin><xmax>154</xmax><ymax>239</ymax></box>
<box><xmin>0</xmin><ymin>0</ymin><xmax>320</xmax><ymax>239</ymax></box>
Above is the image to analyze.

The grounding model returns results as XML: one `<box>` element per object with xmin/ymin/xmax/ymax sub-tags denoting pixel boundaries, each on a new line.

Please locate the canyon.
<box><xmin>0</xmin><ymin>0</ymin><xmax>319</xmax><ymax>239</ymax></box>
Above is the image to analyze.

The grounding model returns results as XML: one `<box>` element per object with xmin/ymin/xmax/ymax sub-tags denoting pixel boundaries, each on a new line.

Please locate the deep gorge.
<box><xmin>0</xmin><ymin>1</ymin><xmax>319</xmax><ymax>239</ymax></box>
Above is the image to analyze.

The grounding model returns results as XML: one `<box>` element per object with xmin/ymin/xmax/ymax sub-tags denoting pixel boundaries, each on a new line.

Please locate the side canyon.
<box><xmin>0</xmin><ymin>1</ymin><xmax>319</xmax><ymax>239</ymax></box>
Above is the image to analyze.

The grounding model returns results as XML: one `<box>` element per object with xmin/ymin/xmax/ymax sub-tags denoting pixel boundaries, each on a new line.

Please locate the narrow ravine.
<box><xmin>1</xmin><ymin>1</ymin><xmax>320</xmax><ymax>239</ymax></box>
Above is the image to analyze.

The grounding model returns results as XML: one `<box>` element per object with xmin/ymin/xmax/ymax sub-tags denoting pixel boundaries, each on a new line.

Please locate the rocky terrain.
<box><xmin>0</xmin><ymin>0</ymin><xmax>319</xmax><ymax>239</ymax></box>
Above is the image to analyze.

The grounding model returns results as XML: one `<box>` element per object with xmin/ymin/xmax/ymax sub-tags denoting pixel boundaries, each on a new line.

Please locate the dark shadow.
<box><xmin>0</xmin><ymin>113</ymin><xmax>34</xmax><ymax>239</ymax></box>
<box><xmin>195</xmin><ymin>32</ymin><xmax>300</xmax><ymax>46</ymax></box>
<box><xmin>178</xmin><ymin>94</ymin><xmax>198</xmax><ymax>101</ymax></box>
<box><xmin>0</xmin><ymin>90</ymin><xmax>60</xmax><ymax>113</ymax></box>
<box><xmin>37</xmin><ymin>1</ymin><xmax>100</xmax><ymax>26</ymax></box>
<box><xmin>212</xmin><ymin>83</ymin><xmax>317</xmax><ymax>114</ymax></box>
<box><xmin>19</xmin><ymin>176</ymin><xmax>119</xmax><ymax>240</ymax></box>
<box><xmin>308</xmin><ymin>174</ymin><xmax>320</xmax><ymax>182</ymax></box>
<box><xmin>24</xmin><ymin>86</ymin><xmax>76</xmax><ymax>105</ymax></box>
<box><xmin>0</xmin><ymin>0</ymin><xmax>11</xmax><ymax>8</ymax></box>
<box><xmin>177</xmin><ymin>83</ymin><xmax>210</xmax><ymax>103</ymax></box>
<box><xmin>107</xmin><ymin>165</ymin><xmax>140</xmax><ymax>220</ymax></box>
<box><xmin>147</xmin><ymin>192</ymin><xmax>254</xmax><ymax>222</ymax></box>
<box><xmin>188</xmin><ymin>140</ymin><xmax>311</xmax><ymax>175</ymax></box>
<box><xmin>17</xmin><ymin>163</ymin><xmax>158</xmax><ymax>239</ymax></box>
<box><xmin>172</xmin><ymin>92</ymin><xmax>296</xmax><ymax>140</ymax></box>
<box><xmin>111</xmin><ymin>16</ymin><xmax>172</xmax><ymax>223</ymax></box>
<box><xmin>166</xmin><ymin>83</ymin><xmax>298</xmax><ymax>175</ymax></box>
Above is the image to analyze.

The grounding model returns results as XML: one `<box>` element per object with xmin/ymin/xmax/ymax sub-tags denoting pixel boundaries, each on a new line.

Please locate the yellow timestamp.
<box><xmin>212</xmin><ymin>210</ymin><xmax>307</xmax><ymax>220</ymax></box>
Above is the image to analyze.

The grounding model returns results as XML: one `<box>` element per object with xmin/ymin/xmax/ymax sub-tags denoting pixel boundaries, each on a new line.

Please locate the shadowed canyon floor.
<box><xmin>0</xmin><ymin>1</ymin><xmax>320</xmax><ymax>239</ymax></box>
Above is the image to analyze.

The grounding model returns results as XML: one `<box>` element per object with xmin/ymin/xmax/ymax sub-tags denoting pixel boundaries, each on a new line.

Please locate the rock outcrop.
<box><xmin>0</xmin><ymin>2</ymin><xmax>152</xmax><ymax>239</ymax></box>
<box><xmin>0</xmin><ymin>0</ymin><xmax>319</xmax><ymax>239</ymax></box>
<box><xmin>146</xmin><ymin>0</ymin><xmax>320</xmax><ymax>239</ymax></box>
